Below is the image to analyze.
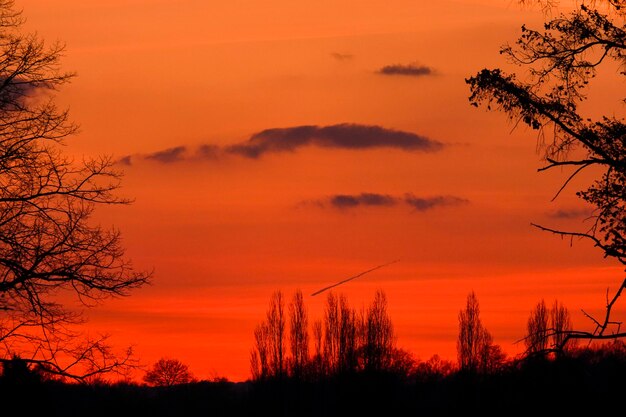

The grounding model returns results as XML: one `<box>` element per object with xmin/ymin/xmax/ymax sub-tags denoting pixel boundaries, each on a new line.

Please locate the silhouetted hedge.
<box><xmin>3</xmin><ymin>345</ymin><xmax>626</xmax><ymax>417</ymax></box>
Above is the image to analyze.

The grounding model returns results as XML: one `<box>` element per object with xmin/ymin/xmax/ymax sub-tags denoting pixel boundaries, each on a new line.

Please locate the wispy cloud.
<box><xmin>331</xmin><ymin>52</ymin><xmax>354</xmax><ymax>61</ymax></box>
<box><xmin>144</xmin><ymin>146</ymin><xmax>188</xmax><ymax>163</ymax></box>
<box><xmin>227</xmin><ymin>123</ymin><xmax>443</xmax><ymax>158</ymax></box>
<box><xmin>330</xmin><ymin>193</ymin><xmax>397</xmax><ymax>208</ymax></box>
<box><xmin>117</xmin><ymin>155</ymin><xmax>133</xmax><ymax>166</ymax></box>
<box><xmin>404</xmin><ymin>195</ymin><xmax>468</xmax><ymax>211</ymax></box>
<box><xmin>378</xmin><ymin>64</ymin><xmax>434</xmax><ymax>77</ymax></box>
<box><xmin>548</xmin><ymin>208</ymin><xmax>591</xmax><ymax>219</ymax></box>
<box><xmin>117</xmin><ymin>145</ymin><xmax>222</xmax><ymax>166</ymax></box>
<box><xmin>196</xmin><ymin>144</ymin><xmax>221</xmax><ymax>159</ymax></box>
<box><xmin>307</xmin><ymin>193</ymin><xmax>468</xmax><ymax>212</ymax></box>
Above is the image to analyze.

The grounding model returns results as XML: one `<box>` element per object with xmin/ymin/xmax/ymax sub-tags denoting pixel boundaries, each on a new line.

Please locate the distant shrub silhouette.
<box><xmin>143</xmin><ymin>358</ymin><xmax>194</xmax><ymax>386</ymax></box>
<box><xmin>414</xmin><ymin>354</ymin><xmax>455</xmax><ymax>382</ymax></box>
<box><xmin>4</xmin><ymin>343</ymin><xmax>626</xmax><ymax>417</ymax></box>
<box><xmin>0</xmin><ymin>355</ymin><xmax>43</xmax><ymax>385</ymax></box>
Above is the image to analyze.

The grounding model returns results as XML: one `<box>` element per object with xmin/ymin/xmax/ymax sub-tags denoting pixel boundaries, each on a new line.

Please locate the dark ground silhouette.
<box><xmin>3</xmin><ymin>344</ymin><xmax>625</xmax><ymax>417</ymax></box>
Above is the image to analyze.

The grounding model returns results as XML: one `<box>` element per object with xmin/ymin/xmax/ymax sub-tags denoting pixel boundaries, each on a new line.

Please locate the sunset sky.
<box><xmin>21</xmin><ymin>0</ymin><xmax>625</xmax><ymax>381</ymax></box>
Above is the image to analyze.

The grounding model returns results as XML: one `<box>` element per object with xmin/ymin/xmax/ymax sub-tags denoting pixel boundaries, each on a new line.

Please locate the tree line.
<box><xmin>249</xmin><ymin>288</ymin><xmax>582</xmax><ymax>383</ymax></box>
<box><xmin>250</xmin><ymin>290</ymin><xmax>406</xmax><ymax>381</ymax></box>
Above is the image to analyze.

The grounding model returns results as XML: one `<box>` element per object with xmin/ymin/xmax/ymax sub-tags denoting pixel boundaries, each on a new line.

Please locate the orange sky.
<box><xmin>20</xmin><ymin>0</ymin><xmax>626</xmax><ymax>381</ymax></box>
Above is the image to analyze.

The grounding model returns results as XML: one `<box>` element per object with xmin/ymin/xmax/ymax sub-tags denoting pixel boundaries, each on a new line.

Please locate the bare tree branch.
<box><xmin>0</xmin><ymin>1</ymin><xmax>149</xmax><ymax>381</ymax></box>
<box><xmin>468</xmin><ymin>1</ymin><xmax>626</xmax><ymax>346</ymax></box>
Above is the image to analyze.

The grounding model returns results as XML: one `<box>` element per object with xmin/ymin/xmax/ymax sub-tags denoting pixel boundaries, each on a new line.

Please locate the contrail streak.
<box><xmin>310</xmin><ymin>260</ymin><xmax>400</xmax><ymax>296</ymax></box>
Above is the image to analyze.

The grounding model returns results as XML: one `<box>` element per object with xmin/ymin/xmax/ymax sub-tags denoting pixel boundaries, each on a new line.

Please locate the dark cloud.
<box><xmin>404</xmin><ymin>195</ymin><xmax>469</xmax><ymax>211</ymax></box>
<box><xmin>227</xmin><ymin>123</ymin><xmax>443</xmax><ymax>158</ymax></box>
<box><xmin>145</xmin><ymin>146</ymin><xmax>188</xmax><ymax>163</ymax></box>
<box><xmin>124</xmin><ymin>144</ymin><xmax>221</xmax><ymax>165</ymax></box>
<box><xmin>330</xmin><ymin>193</ymin><xmax>397</xmax><ymax>208</ymax></box>
<box><xmin>117</xmin><ymin>155</ymin><xmax>133</xmax><ymax>166</ymax></box>
<box><xmin>548</xmin><ymin>208</ymin><xmax>591</xmax><ymax>219</ymax></box>
<box><xmin>195</xmin><ymin>144</ymin><xmax>221</xmax><ymax>159</ymax></box>
<box><xmin>378</xmin><ymin>64</ymin><xmax>434</xmax><ymax>77</ymax></box>
<box><xmin>331</xmin><ymin>52</ymin><xmax>354</xmax><ymax>61</ymax></box>
<box><xmin>308</xmin><ymin>193</ymin><xmax>468</xmax><ymax>212</ymax></box>
<box><xmin>124</xmin><ymin>123</ymin><xmax>441</xmax><ymax>165</ymax></box>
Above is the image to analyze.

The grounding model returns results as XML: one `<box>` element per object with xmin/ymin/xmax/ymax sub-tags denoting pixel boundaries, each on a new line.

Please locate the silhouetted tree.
<box><xmin>252</xmin><ymin>290</ymin><xmax>406</xmax><ymax>380</ymax></box>
<box><xmin>250</xmin><ymin>291</ymin><xmax>286</xmax><ymax>380</ymax></box>
<box><xmin>0</xmin><ymin>355</ymin><xmax>44</xmax><ymax>384</ymax></box>
<box><xmin>467</xmin><ymin>0</ymin><xmax>626</xmax><ymax>343</ymax></box>
<box><xmin>414</xmin><ymin>354</ymin><xmax>455</xmax><ymax>382</ymax></box>
<box><xmin>338</xmin><ymin>295</ymin><xmax>359</xmax><ymax>373</ymax></box>
<box><xmin>480</xmin><ymin>332</ymin><xmax>508</xmax><ymax>374</ymax></box>
<box><xmin>323</xmin><ymin>292</ymin><xmax>340</xmax><ymax>374</ymax></box>
<box><xmin>526</xmin><ymin>300</ymin><xmax>549</xmax><ymax>355</ymax></box>
<box><xmin>457</xmin><ymin>291</ymin><xmax>499</xmax><ymax>374</ymax></box>
<box><xmin>387</xmin><ymin>348</ymin><xmax>416</xmax><ymax>376</ymax></box>
<box><xmin>525</xmin><ymin>299</ymin><xmax>574</xmax><ymax>357</ymax></box>
<box><xmin>311</xmin><ymin>319</ymin><xmax>323</xmax><ymax>377</ymax></box>
<box><xmin>0</xmin><ymin>0</ymin><xmax>148</xmax><ymax>381</ymax></box>
<box><xmin>288</xmin><ymin>290</ymin><xmax>309</xmax><ymax>378</ymax></box>
<box><xmin>251</xmin><ymin>322</ymin><xmax>270</xmax><ymax>380</ymax></box>
<box><xmin>551</xmin><ymin>299</ymin><xmax>573</xmax><ymax>352</ymax></box>
<box><xmin>143</xmin><ymin>358</ymin><xmax>194</xmax><ymax>387</ymax></box>
<box><xmin>267</xmin><ymin>291</ymin><xmax>286</xmax><ymax>378</ymax></box>
<box><xmin>318</xmin><ymin>293</ymin><xmax>361</xmax><ymax>375</ymax></box>
<box><xmin>363</xmin><ymin>290</ymin><xmax>395</xmax><ymax>372</ymax></box>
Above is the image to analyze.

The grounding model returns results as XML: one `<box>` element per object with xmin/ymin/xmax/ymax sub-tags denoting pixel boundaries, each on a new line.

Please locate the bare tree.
<box><xmin>323</xmin><ymin>292</ymin><xmax>340</xmax><ymax>374</ymax></box>
<box><xmin>321</xmin><ymin>292</ymin><xmax>361</xmax><ymax>374</ymax></box>
<box><xmin>524</xmin><ymin>299</ymin><xmax>574</xmax><ymax>357</ymax></box>
<box><xmin>338</xmin><ymin>295</ymin><xmax>358</xmax><ymax>373</ymax></box>
<box><xmin>457</xmin><ymin>291</ymin><xmax>496</xmax><ymax>374</ymax></box>
<box><xmin>251</xmin><ymin>322</ymin><xmax>270</xmax><ymax>380</ymax></box>
<box><xmin>467</xmin><ymin>0</ymin><xmax>626</xmax><ymax>344</ymax></box>
<box><xmin>415</xmin><ymin>354</ymin><xmax>455</xmax><ymax>382</ymax></box>
<box><xmin>363</xmin><ymin>290</ymin><xmax>395</xmax><ymax>372</ymax></box>
<box><xmin>267</xmin><ymin>291</ymin><xmax>286</xmax><ymax>378</ymax></box>
<box><xmin>479</xmin><ymin>332</ymin><xmax>507</xmax><ymax>374</ymax></box>
<box><xmin>143</xmin><ymin>358</ymin><xmax>194</xmax><ymax>387</ymax></box>
<box><xmin>551</xmin><ymin>299</ymin><xmax>573</xmax><ymax>352</ymax></box>
<box><xmin>0</xmin><ymin>0</ymin><xmax>148</xmax><ymax>381</ymax></box>
<box><xmin>311</xmin><ymin>319</ymin><xmax>323</xmax><ymax>377</ymax></box>
<box><xmin>288</xmin><ymin>290</ymin><xmax>309</xmax><ymax>378</ymax></box>
<box><xmin>250</xmin><ymin>291</ymin><xmax>286</xmax><ymax>380</ymax></box>
<box><xmin>526</xmin><ymin>300</ymin><xmax>549</xmax><ymax>355</ymax></box>
<box><xmin>251</xmin><ymin>290</ymin><xmax>403</xmax><ymax>379</ymax></box>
